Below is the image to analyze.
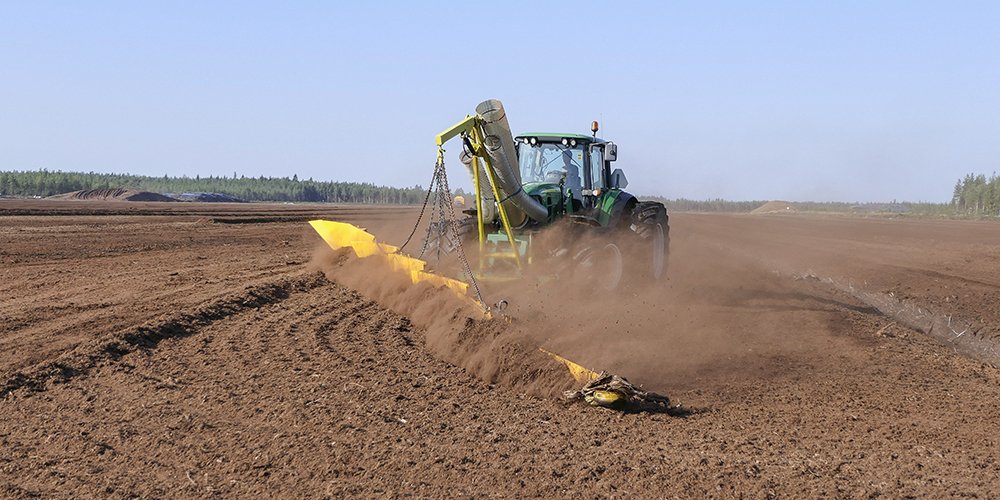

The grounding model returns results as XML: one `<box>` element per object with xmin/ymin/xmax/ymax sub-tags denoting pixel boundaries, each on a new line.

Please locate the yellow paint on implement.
<box><xmin>309</xmin><ymin>220</ymin><xmax>469</xmax><ymax>295</ymax></box>
<box><xmin>538</xmin><ymin>348</ymin><xmax>600</xmax><ymax>384</ymax></box>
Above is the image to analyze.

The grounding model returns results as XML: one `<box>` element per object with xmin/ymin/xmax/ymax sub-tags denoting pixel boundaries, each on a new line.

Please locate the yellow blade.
<box><xmin>538</xmin><ymin>348</ymin><xmax>599</xmax><ymax>384</ymax></box>
<box><xmin>309</xmin><ymin>220</ymin><xmax>469</xmax><ymax>295</ymax></box>
<box><xmin>309</xmin><ymin>220</ymin><xmax>377</xmax><ymax>256</ymax></box>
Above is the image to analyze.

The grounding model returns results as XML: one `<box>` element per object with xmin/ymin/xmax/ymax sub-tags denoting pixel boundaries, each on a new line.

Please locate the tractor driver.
<box><xmin>562</xmin><ymin>150</ymin><xmax>583</xmax><ymax>198</ymax></box>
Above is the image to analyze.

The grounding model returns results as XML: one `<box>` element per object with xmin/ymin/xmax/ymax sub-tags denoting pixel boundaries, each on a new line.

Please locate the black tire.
<box><xmin>573</xmin><ymin>242</ymin><xmax>624</xmax><ymax>291</ymax></box>
<box><xmin>421</xmin><ymin>216</ymin><xmax>478</xmax><ymax>258</ymax></box>
<box><xmin>630</xmin><ymin>201</ymin><xmax>670</xmax><ymax>280</ymax></box>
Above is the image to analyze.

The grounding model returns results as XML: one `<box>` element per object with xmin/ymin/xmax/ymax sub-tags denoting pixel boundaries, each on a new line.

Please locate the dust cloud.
<box><xmin>309</xmin><ymin>243</ymin><xmax>574</xmax><ymax>397</ymax></box>
<box><xmin>310</xmin><ymin>216</ymin><xmax>863</xmax><ymax>398</ymax></box>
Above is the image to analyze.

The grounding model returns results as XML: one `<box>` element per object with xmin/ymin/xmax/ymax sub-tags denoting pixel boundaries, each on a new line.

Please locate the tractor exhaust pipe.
<box><xmin>475</xmin><ymin>99</ymin><xmax>549</xmax><ymax>226</ymax></box>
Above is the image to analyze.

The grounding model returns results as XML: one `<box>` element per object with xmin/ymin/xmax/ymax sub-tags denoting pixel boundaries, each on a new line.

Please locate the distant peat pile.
<box><xmin>48</xmin><ymin>188</ymin><xmax>176</xmax><ymax>202</ymax></box>
<box><xmin>750</xmin><ymin>201</ymin><xmax>797</xmax><ymax>214</ymax></box>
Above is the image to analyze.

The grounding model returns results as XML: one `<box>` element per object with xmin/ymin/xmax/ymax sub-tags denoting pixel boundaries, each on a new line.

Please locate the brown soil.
<box><xmin>48</xmin><ymin>188</ymin><xmax>176</xmax><ymax>202</ymax></box>
<box><xmin>2</xmin><ymin>200</ymin><xmax>1000</xmax><ymax>497</ymax></box>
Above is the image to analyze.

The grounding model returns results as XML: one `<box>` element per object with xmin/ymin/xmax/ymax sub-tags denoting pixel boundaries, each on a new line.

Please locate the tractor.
<box><xmin>423</xmin><ymin>99</ymin><xmax>669</xmax><ymax>291</ymax></box>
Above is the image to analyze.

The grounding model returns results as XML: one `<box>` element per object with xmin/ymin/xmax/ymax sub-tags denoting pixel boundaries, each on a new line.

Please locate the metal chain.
<box><xmin>434</xmin><ymin>154</ymin><xmax>485</xmax><ymax>307</ymax></box>
<box><xmin>400</xmin><ymin>151</ymin><xmax>486</xmax><ymax>309</ymax></box>
<box><xmin>432</xmin><ymin>160</ymin><xmax>450</xmax><ymax>261</ymax></box>
<box><xmin>418</xmin><ymin>158</ymin><xmax>449</xmax><ymax>260</ymax></box>
<box><xmin>397</xmin><ymin>165</ymin><xmax>438</xmax><ymax>253</ymax></box>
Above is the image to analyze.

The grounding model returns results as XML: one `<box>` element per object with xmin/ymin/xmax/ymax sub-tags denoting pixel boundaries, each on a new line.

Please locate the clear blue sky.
<box><xmin>2</xmin><ymin>1</ymin><xmax>998</xmax><ymax>202</ymax></box>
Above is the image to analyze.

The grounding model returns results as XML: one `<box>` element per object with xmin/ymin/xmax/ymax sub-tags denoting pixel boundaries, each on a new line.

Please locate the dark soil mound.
<box><xmin>49</xmin><ymin>188</ymin><xmax>176</xmax><ymax>202</ymax></box>
<box><xmin>171</xmin><ymin>192</ymin><xmax>244</xmax><ymax>202</ymax></box>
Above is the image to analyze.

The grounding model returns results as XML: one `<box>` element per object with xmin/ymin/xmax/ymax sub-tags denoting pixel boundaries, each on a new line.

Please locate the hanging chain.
<box><xmin>399</xmin><ymin>147</ymin><xmax>486</xmax><ymax>309</ymax></box>
<box><xmin>397</xmin><ymin>165</ymin><xmax>438</xmax><ymax>253</ymax></box>
<box><xmin>434</xmin><ymin>152</ymin><xmax>485</xmax><ymax>308</ymax></box>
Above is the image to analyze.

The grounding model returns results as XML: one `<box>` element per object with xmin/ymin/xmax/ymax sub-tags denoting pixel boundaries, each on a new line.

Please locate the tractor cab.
<box><xmin>515</xmin><ymin>125</ymin><xmax>624</xmax><ymax>220</ymax></box>
<box><xmin>425</xmin><ymin>100</ymin><xmax>666</xmax><ymax>287</ymax></box>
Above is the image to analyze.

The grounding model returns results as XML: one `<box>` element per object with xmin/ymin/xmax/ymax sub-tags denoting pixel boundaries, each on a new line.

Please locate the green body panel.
<box><xmin>513</xmin><ymin>132</ymin><xmax>621</xmax><ymax>226</ymax></box>
<box><xmin>596</xmin><ymin>189</ymin><xmax>623</xmax><ymax>226</ymax></box>
<box><xmin>519</xmin><ymin>182</ymin><xmax>625</xmax><ymax>227</ymax></box>
<box><xmin>523</xmin><ymin>182</ymin><xmax>565</xmax><ymax>222</ymax></box>
<box><xmin>523</xmin><ymin>182</ymin><xmax>563</xmax><ymax>200</ymax></box>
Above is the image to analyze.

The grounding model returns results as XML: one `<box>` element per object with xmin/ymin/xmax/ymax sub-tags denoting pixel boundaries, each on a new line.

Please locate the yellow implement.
<box><xmin>538</xmin><ymin>348</ymin><xmax>599</xmax><ymax>384</ymax></box>
<box><xmin>309</xmin><ymin>220</ymin><xmax>469</xmax><ymax>295</ymax></box>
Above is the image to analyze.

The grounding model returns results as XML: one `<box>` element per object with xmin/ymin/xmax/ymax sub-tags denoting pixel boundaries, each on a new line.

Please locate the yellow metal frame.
<box><xmin>470</xmin><ymin>154</ymin><xmax>486</xmax><ymax>270</ymax></box>
<box><xmin>435</xmin><ymin>116</ymin><xmax>523</xmax><ymax>271</ymax></box>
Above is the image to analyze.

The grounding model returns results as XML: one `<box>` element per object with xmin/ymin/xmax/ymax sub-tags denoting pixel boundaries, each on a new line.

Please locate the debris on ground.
<box><xmin>563</xmin><ymin>372</ymin><xmax>672</xmax><ymax>412</ymax></box>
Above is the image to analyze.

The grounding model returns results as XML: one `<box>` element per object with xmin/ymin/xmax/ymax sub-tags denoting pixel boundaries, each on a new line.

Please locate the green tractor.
<box><xmin>423</xmin><ymin>99</ymin><xmax>668</xmax><ymax>291</ymax></box>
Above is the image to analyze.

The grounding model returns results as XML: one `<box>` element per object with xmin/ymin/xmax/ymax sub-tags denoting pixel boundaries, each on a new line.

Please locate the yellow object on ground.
<box><xmin>309</xmin><ymin>220</ymin><xmax>469</xmax><ymax>295</ymax></box>
<box><xmin>538</xmin><ymin>348</ymin><xmax>600</xmax><ymax>384</ymax></box>
<box><xmin>586</xmin><ymin>390</ymin><xmax>623</xmax><ymax>406</ymax></box>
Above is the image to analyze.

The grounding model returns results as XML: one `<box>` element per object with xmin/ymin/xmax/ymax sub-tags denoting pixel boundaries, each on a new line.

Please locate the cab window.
<box><xmin>518</xmin><ymin>142</ymin><xmax>586</xmax><ymax>198</ymax></box>
<box><xmin>589</xmin><ymin>145</ymin><xmax>605</xmax><ymax>190</ymax></box>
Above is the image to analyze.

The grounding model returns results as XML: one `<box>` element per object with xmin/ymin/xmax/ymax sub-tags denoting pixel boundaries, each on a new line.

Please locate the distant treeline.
<box><xmin>2</xmin><ymin>169</ymin><xmax>996</xmax><ymax>217</ymax></box>
<box><xmin>953</xmin><ymin>173</ymin><xmax>1000</xmax><ymax>216</ymax></box>
<box><xmin>645</xmin><ymin>197</ymin><xmax>957</xmax><ymax>216</ymax></box>
<box><xmin>0</xmin><ymin>170</ymin><xmax>426</xmax><ymax>204</ymax></box>
<box><xmin>651</xmin><ymin>174</ymin><xmax>999</xmax><ymax>217</ymax></box>
<box><xmin>649</xmin><ymin>198</ymin><xmax>765</xmax><ymax>213</ymax></box>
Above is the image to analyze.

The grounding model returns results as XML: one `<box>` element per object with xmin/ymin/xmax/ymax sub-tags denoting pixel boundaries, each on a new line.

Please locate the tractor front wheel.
<box><xmin>630</xmin><ymin>201</ymin><xmax>670</xmax><ymax>281</ymax></box>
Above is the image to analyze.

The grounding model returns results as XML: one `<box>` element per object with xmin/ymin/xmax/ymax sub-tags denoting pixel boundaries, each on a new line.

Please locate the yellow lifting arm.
<box><xmin>435</xmin><ymin>115</ymin><xmax>479</xmax><ymax>147</ymax></box>
<box><xmin>434</xmin><ymin>111</ymin><xmax>523</xmax><ymax>271</ymax></box>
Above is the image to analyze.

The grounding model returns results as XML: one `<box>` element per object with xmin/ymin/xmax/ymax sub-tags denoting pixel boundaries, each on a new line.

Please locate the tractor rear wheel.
<box><xmin>630</xmin><ymin>201</ymin><xmax>669</xmax><ymax>280</ymax></box>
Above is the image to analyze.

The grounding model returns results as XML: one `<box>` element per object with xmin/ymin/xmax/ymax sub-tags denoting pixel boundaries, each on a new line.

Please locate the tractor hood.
<box><xmin>523</xmin><ymin>182</ymin><xmax>565</xmax><ymax>222</ymax></box>
<box><xmin>523</xmin><ymin>182</ymin><xmax>563</xmax><ymax>198</ymax></box>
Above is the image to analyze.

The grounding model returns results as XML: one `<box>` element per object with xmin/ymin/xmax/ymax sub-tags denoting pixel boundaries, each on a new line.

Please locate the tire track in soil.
<box><xmin>0</xmin><ymin>272</ymin><xmax>327</xmax><ymax>400</ymax></box>
<box><xmin>0</xmin><ymin>219</ymin><xmax>318</xmax><ymax>377</ymax></box>
<box><xmin>313</xmin><ymin>299</ymin><xmax>386</xmax><ymax>358</ymax></box>
<box><xmin>1</xmin><ymin>277</ymin><xmax>560</xmax><ymax>497</ymax></box>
